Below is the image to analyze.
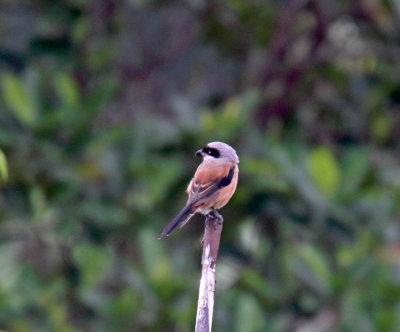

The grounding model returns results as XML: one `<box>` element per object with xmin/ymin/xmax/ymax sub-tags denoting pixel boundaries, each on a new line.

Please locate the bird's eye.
<box><xmin>202</xmin><ymin>147</ymin><xmax>220</xmax><ymax>158</ymax></box>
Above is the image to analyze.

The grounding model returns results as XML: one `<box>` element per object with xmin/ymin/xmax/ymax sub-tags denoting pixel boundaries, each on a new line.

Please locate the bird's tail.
<box><xmin>158</xmin><ymin>205</ymin><xmax>194</xmax><ymax>239</ymax></box>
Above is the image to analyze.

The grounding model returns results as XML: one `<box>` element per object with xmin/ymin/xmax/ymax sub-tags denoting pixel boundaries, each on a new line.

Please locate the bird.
<box><xmin>158</xmin><ymin>141</ymin><xmax>239</xmax><ymax>239</ymax></box>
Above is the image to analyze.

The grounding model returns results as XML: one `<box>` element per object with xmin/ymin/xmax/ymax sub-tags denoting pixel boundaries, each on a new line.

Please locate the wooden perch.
<box><xmin>195</xmin><ymin>212</ymin><xmax>223</xmax><ymax>332</ymax></box>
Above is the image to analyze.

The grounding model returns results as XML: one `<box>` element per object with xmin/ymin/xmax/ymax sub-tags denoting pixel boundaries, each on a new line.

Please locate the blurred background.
<box><xmin>1</xmin><ymin>0</ymin><xmax>400</xmax><ymax>331</ymax></box>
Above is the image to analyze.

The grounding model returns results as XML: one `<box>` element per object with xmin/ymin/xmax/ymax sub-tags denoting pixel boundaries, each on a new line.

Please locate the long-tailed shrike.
<box><xmin>158</xmin><ymin>142</ymin><xmax>239</xmax><ymax>239</ymax></box>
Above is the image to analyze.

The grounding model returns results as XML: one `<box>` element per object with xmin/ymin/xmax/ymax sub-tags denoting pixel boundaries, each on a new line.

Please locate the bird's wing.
<box><xmin>188</xmin><ymin>162</ymin><xmax>235</xmax><ymax>209</ymax></box>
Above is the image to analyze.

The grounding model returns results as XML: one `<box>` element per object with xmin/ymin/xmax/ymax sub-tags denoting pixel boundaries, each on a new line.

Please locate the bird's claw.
<box><xmin>211</xmin><ymin>209</ymin><xmax>223</xmax><ymax>224</ymax></box>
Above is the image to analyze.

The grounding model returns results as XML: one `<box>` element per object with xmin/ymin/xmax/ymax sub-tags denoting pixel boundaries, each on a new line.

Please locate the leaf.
<box><xmin>293</xmin><ymin>244</ymin><xmax>331</xmax><ymax>294</ymax></box>
<box><xmin>145</xmin><ymin>159</ymin><xmax>183</xmax><ymax>207</ymax></box>
<box><xmin>0</xmin><ymin>149</ymin><xmax>8</xmax><ymax>182</ymax></box>
<box><xmin>371</xmin><ymin>114</ymin><xmax>391</xmax><ymax>143</ymax></box>
<box><xmin>340</xmin><ymin>148</ymin><xmax>370</xmax><ymax>199</ymax></box>
<box><xmin>308</xmin><ymin>146</ymin><xmax>340</xmax><ymax>197</ymax></box>
<box><xmin>235</xmin><ymin>292</ymin><xmax>264</xmax><ymax>332</ymax></box>
<box><xmin>0</xmin><ymin>243</ymin><xmax>20</xmax><ymax>292</ymax></box>
<box><xmin>73</xmin><ymin>244</ymin><xmax>110</xmax><ymax>287</ymax></box>
<box><xmin>137</xmin><ymin>228</ymin><xmax>170</xmax><ymax>282</ymax></box>
<box><xmin>85</xmin><ymin>78</ymin><xmax>117</xmax><ymax>113</ymax></box>
<box><xmin>111</xmin><ymin>288</ymin><xmax>140</xmax><ymax>319</ymax></box>
<box><xmin>54</xmin><ymin>73</ymin><xmax>79</xmax><ymax>107</ymax></box>
<box><xmin>71</xmin><ymin>17</ymin><xmax>89</xmax><ymax>44</ymax></box>
<box><xmin>1</xmin><ymin>72</ymin><xmax>36</xmax><ymax>127</ymax></box>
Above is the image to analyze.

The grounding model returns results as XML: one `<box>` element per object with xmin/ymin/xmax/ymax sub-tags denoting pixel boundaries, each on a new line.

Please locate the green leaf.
<box><xmin>235</xmin><ymin>292</ymin><xmax>264</xmax><ymax>332</ymax></box>
<box><xmin>0</xmin><ymin>149</ymin><xmax>8</xmax><ymax>182</ymax></box>
<box><xmin>371</xmin><ymin>113</ymin><xmax>391</xmax><ymax>143</ymax></box>
<box><xmin>54</xmin><ymin>73</ymin><xmax>79</xmax><ymax>107</ymax></box>
<box><xmin>137</xmin><ymin>228</ymin><xmax>170</xmax><ymax>282</ymax></box>
<box><xmin>111</xmin><ymin>288</ymin><xmax>139</xmax><ymax>319</ymax></box>
<box><xmin>308</xmin><ymin>146</ymin><xmax>340</xmax><ymax>197</ymax></box>
<box><xmin>1</xmin><ymin>72</ymin><xmax>36</xmax><ymax>127</ymax></box>
<box><xmin>294</xmin><ymin>244</ymin><xmax>331</xmax><ymax>294</ymax></box>
<box><xmin>85</xmin><ymin>78</ymin><xmax>117</xmax><ymax>113</ymax></box>
<box><xmin>145</xmin><ymin>159</ymin><xmax>183</xmax><ymax>207</ymax></box>
<box><xmin>0</xmin><ymin>243</ymin><xmax>20</xmax><ymax>292</ymax></box>
<box><xmin>73</xmin><ymin>244</ymin><xmax>110</xmax><ymax>287</ymax></box>
<box><xmin>71</xmin><ymin>17</ymin><xmax>89</xmax><ymax>44</ymax></box>
<box><xmin>340</xmin><ymin>148</ymin><xmax>369</xmax><ymax>199</ymax></box>
<box><xmin>30</xmin><ymin>186</ymin><xmax>46</xmax><ymax>222</ymax></box>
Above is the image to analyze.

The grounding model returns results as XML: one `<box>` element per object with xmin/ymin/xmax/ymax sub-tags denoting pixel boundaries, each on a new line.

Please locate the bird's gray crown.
<box><xmin>199</xmin><ymin>141</ymin><xmax>239</xmax><ymax>164</ymax></box>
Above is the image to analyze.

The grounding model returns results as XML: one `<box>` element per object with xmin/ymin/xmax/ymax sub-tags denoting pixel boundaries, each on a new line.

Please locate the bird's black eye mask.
<box><xmin>202</xmin><ymin>146</ymin><xmax>220</xmax><ymax>158</ymax></box>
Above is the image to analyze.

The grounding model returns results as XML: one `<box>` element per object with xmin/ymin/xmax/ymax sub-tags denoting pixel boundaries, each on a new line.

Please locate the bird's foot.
<box><xmin>211</xmin><ymin>209</ymin><xmax>223</xmax><ymax>224</ymax></box>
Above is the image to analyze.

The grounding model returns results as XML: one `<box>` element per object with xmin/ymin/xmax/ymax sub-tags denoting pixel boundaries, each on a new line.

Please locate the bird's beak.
<box><xmin>195</xmin><ymin>149</ymin><xmax>203</xmax><ymax>157</ymax></box>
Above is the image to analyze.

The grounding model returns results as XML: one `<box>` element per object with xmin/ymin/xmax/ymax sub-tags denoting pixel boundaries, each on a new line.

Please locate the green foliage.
<box><xmin>0</xmin><ymin>149</ymin><xmax>8</xmax><ymax>183</ymax></box>
<box><xmin>1</xmin><ymin>0</ymin><xmax>400</xmax><ymax>331</ymax></box>
<box><xmin>1</xmin><ymin>72</ymin><xmax>36</xmax><ymax>127</ymax></box>
<box><xmin>308</xmin><ymin>146</ymin><xmax>340</xmax><ymax>197</ymax></box>
<box><xmin>292</xmin><ymin>243</ymin><xmax>331</xmax><ymax>295</ymax></box>
<box><xmin>235</xmin><ymin>292</ymin><xmax>265</xmax><ymax>332</ymax></box>
<box><xmin>54</xmin><ymin>73</ymin><xmax>80</xmax><ymax>107</ymax></box>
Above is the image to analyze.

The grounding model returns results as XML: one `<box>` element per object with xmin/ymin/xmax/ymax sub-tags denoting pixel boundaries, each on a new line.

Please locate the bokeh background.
<box><xmin>1</xmin><ymin>0</ymin><xmax>400</xmax><ymax>331</ymax></box>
